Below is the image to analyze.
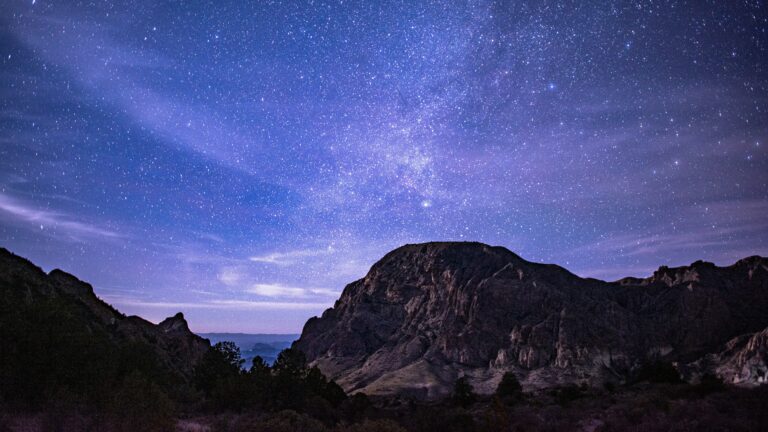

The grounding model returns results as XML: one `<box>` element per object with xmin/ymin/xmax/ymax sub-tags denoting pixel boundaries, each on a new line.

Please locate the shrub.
<box><xmin>496</xmin><ymin>371</ymin><xmax>523</xmax><ymax>399</ymax></box>
<box><xmin>684</xmin><ymin>373</ymin><xmax>726</xmax><ymax>398</ymax></box>
<box><xmin>339</xmin><ymin>393</ymin><xmax>372</xmax><ymax>422</ymax></box>
<box><xmin>257</xmin><ymin>410</ymin><xmax>329</xmax><ymax>432</ymax></box>
<box><xmin>634</xmin><ymin>361</ymin><xmax>682</xmax><ymax>384</ymax></box>
<box><xmin>414</xmin><ymin>407</ymin><xmax>477</xmax><ymax>432</ymax></box>
<box><xmin>551</xmin><ymin>384</ymin><xmax>585</xmax><ymax>406</ymax></box>
<box><xmin>108</xmin><ymin>371</ymin><xmax>175</xmax><ymax>432</ymax></box>
<box><xmin>451</xmin><ymin>377</ymin><xmax>476</xmax><ymax>407</ymax></box>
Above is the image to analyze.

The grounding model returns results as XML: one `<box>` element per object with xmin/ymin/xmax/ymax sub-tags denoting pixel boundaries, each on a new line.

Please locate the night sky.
<box><xmin>1</xmin><ymin>1</ymin><xmax>766</xmax><ymax>332</ymax></box>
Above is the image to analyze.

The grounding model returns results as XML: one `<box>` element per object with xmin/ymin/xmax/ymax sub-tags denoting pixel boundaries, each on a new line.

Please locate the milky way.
<box><xmin>1</xmin><ymin>1</ymin><xmax>766</xmax><ymax>332</ymax></box>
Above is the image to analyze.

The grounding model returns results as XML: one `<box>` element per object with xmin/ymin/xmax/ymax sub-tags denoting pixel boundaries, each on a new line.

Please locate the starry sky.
<box><xmin>1</xmin><ymin>1</ymin><xmax>766</xmax><ymax>333</ymax></box>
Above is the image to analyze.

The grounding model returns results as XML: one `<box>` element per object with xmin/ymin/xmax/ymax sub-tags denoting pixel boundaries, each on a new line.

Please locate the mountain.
<box><xmin>199</xmin><ymin>333</ymin><xmax>298</xmax><ymax>365</ymax></box>
<box><xmin>0</xmin><ymin>247</ymin><xmax>209</xmax><ymax>405</ymax></box>
<box><xmin>687</xmin><ymin>327</ymin><xmax>768</xmax><ymax>386</ymax></box>
<box><xmin>294</xmin><ymin>242</ymin><xmax>768</xmax><ymax>399</ymax></box>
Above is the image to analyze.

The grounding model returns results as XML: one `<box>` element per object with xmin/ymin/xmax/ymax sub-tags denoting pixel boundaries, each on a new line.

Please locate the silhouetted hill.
<box><xmin>0</xmin><ymin>247</ymin><xmax>209</xmax><ymax>407</ymax></box>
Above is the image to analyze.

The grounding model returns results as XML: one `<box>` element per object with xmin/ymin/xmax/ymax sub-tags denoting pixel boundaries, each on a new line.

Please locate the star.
<box><xmin>0</xmin><ymin>0</ymin><xmax>764</xmax><ymax>332</ymax></box>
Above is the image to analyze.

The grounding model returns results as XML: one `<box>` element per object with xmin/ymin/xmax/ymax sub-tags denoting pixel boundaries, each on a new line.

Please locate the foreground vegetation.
<box><xmin>2</xmin><ymin>332</ymin><xmax>767</xmax><ymax>431</ymax></box>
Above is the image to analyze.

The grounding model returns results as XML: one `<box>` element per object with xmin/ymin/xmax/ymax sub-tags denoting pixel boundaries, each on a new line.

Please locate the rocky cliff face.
<box><xmin>294</xmin><ymin>242</ymin><xmax>768</xmax><ymax>399</ymax></box>
<box><xmin>686</xmin><ymin>326</ymin><xmax>768</xmax><ymax>386</ymax></box>
<box><xmin>0</xmin><ymin>247</ymin><xmax>209</xmax><ymax>380</ymax></box>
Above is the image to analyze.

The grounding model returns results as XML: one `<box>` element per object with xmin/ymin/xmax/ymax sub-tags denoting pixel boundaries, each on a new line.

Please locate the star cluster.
<box><xmin>1</xmin><ymin>0</ymin><xmax>766</xmax><ymax>332</ymax></box>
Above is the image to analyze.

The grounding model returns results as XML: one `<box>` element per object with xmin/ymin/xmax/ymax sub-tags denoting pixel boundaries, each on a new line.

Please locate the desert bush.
<box><xmin>254</xmin><ymin>410</ymin><xmax>329</xmax><ymax>432</ymax></box>
<box><xmin>108</xmin><ymin>371</ymin><xmax>175</xmax><ymax>432</ymax></box>
<box><xmin>413</xmin><ymin>406</ymin><xmax>477</xmax><ymax>432</ymax></box>
<box><xmin>496</xmin><ymin>371</ymin><xmax>523</xmax><ymax>400</ymax></box>
<box><xmin>634</xmin><ymin>361</ymin><xmax>682</xmax><ymax>384</ymax></box>
<box><xmin>303</xmin><ymin>395</ymin><xmax>339</xmax><ymax>425</ymax></box>
<box><xmin>692</xmin><ymin>373</ymin><xmax>726</xmax><ymax>396</ymax></box>
<box><xmin>451</xmin><ymin>377</ymin><xmax>476</xmax><ymax>407</ymax></box>
<box><xmin>551</xmin><ymin>384</ymin><xmax>586</xmax><ymax>406</ymax></box>
<box><xmin>339</xmin><ymin>393</ymin><xmax>372</xmax><ymax>422</ymax></box>
<box><xmin>482</xmin><ymin>396</ymin><xmax>512</xmax><ymax>431</ymax></box>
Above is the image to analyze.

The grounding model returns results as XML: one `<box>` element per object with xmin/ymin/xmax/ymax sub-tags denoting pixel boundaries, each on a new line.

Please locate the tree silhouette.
<box><xmin>495</xmin><ymin>372</ymin><xmax>522</xmax><ymax>399</ymax></box>
<box><xmin>452</xmin><ymin>376</ymin><xmax>476</xmax><ymax>407</ymax></box>
<box><xmin>194</xmin><ymin>341</ymin><xmax>244</xmax><ymax>397</ymax></box>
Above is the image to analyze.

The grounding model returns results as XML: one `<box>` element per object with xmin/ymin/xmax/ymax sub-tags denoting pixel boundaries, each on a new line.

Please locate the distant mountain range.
<box><xmin>199</xmin><ymin>333</ymin><xmax>298</xmax><ymax>366</ymax></box>
<box><xmin>294</xmin><ymin>242</ymin><xmax>768</xmax><ymax>399</ymax></box>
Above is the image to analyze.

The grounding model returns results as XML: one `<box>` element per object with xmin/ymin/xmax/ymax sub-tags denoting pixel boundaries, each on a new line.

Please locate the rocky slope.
<box><xmin>294</xmin><ymin>242</ymin><xmax>768</xmax><ymax>399</ymax></box>
<box><xmin>0</xmin><ymin>247</ymin><xmax>209</xmax><ymax>382</ymax></box>
<box><xmin>686</xmin><ymin>326</ymin><xmax>768</xmax><ymax>386</ymax></box>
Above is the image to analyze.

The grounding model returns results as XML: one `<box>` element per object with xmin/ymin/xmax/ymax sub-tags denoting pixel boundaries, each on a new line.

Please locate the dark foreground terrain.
<box><xmin>1</xmin><ymin>245</ymin><xmax>766</xmax><ymax>431</ymax></box>
<box><xmin>3</xmin><ymin>374</ymin><xmax>767</xmax><ymax>431</ymax></box>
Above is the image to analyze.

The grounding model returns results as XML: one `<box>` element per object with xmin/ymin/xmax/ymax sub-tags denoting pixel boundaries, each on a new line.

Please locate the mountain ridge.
<box><xmin>0</xmin><ymin>247</ymin><xmax>209</xmax><ymax>388</ymax></box>
<box><xmin>294</xmin><ymin>241</ymin><xmax>768</xmax><ymax>399</ymax></box>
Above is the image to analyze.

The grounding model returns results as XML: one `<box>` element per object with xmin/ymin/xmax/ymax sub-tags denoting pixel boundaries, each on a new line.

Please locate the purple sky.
<box><xmin>1</xmin><ymin>0</ymin><xmax>766</xmax><ymax>332</ymax></box>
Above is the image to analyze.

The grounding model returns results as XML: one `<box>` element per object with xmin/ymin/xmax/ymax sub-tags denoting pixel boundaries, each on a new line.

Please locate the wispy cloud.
<box><xmin>217</xmin><ymin>267</ymin><xmax>245</xmax><ymax>286</ymax></box>
<box><xmin>580</xmin><ymin>232</ymin><xmax>730</xmax><ymax>257</ymax></box>
<box><xmin>0</xmin><ymin>192</ymin><xmax>122</xmax><ymax>241</ymax></box>
<box><xmin>577</xmin><ymin>200</ymin><xmax>768</xmax><ymax>257</ymax></box>
<box><xmin>248</xmin><ymin>283</ymin><xmax>338</xmax><ymax>298</ymax></box>
<box><xmin>105</xmin><ymin>296</ymin><xmax>332</xmax><ymax>311</ymax></box>
<box><xmin>217</xmin><ymin>261</ymin><xmax>341</xmax><ymax>300</ymax></box>
<box><xmin>249</xmin><ymin>246</ymin><xmax>334</xmax><ymax>265</ymax></box>
<box><xmin>4</xmin><ymin>7</ymin><xmax>276</xmax><ymax>180</ymax></box>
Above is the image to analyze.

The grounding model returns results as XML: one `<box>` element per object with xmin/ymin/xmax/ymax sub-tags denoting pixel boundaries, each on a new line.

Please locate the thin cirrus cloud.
<box><xmin>248</xmin><ymin>283</ymin><xmax>339</xmax><ymax>298</ymax></box>
<box><xmin>575</xmin><ymin>200</ymin><xmax>768</xmax><ymax>258</ymax></box>
<box><xmin>5</xmin><ymin>8</ymin><xmax>273</xmax><ymax>180</ymax></box>
<box><xmin>104</xmin><ymin>296</ymin><xmax>333</xmax><ymax>311</ymax></box>
<box><xmin>217</xmin><ymin>264</ymin><xmax>340</xmax><ymax>299</ymax></box>
<box><xmin>0</xmin><ymin>192</ymin><xmax>122</xmax><ymax>241</ymax></box>
<box><xmin>249</xmin><ymin>247</ymin><xmax>335</xmax><ymax>265</ymax></box>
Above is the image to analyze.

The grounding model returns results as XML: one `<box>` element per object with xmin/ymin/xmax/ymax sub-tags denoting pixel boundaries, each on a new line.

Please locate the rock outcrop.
<box><xmin>687</xmin><ymin>327</ymin><xmax>768</xmax><ymax>386</ymax></box>
<box><xmin>294</xmin><ymin>242</ymin><xmax>768</xmax><ymax>399</ymax></box>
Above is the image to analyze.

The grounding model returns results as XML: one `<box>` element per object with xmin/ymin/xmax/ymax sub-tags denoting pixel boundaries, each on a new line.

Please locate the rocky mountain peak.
<box><xmin>159</xmin><ymin>312</ymin><xmax>192</xmax><ymax>334</ymax></box>
<box><xmin>48</xmin><ymin>268</ymin><xmax>95</xmax><ymax>298</ymax></box>
<box><xmin>295</xmin><ymin>242</ymin><xmax>768</xmax><ymax>399</ymax></box>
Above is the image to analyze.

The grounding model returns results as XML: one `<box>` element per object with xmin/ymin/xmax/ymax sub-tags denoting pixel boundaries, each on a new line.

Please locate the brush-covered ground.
<box><xmin>2</xmin><ymin>342</ymin><xmax>766</xmax><ymax>432</ymax></box>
